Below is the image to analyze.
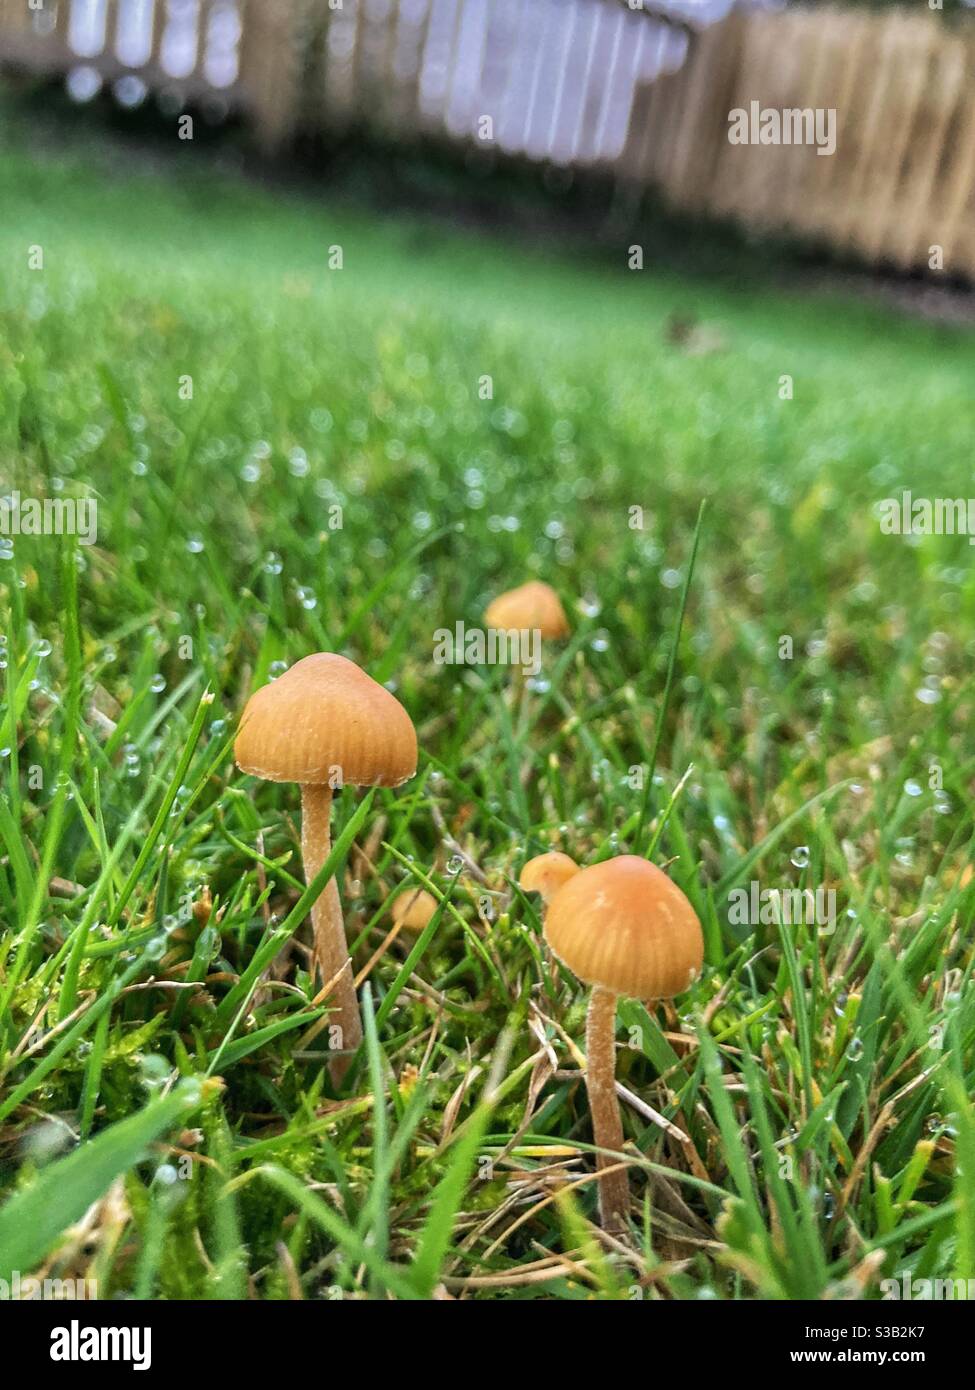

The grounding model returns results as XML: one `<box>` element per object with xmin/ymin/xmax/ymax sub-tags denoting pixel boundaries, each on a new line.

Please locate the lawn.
<box><xmin>2</xmin><ymin>126</ymin><xmax>975</xmax><ymax>1301</ymax></box>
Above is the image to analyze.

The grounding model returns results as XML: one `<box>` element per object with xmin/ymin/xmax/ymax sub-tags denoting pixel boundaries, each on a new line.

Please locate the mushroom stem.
<box><xmin>300</xmin><ymin>783</ymin><xmax>362</xmax><ymax>1083</ymax></box>
<box><xmin>585</xmin><ymin>984</ymin><xmax>630</xmax><ymax>1233</ymax></box>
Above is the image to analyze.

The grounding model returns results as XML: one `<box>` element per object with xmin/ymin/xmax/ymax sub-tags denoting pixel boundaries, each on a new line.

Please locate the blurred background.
<box><xmin>3</xmin><ymin>0</ymin><xmax>975</xmax><ymax>281</ymax></box>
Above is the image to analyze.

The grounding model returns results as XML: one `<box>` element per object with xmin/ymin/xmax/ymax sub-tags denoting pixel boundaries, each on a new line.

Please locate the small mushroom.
<box><xmin>518</xmin><ymin>851</ymin><xmax>580</xmax><ymax>905</ymax></box>
<box><xmin>391</xmin><ymin>886</ymin><xmax>438</xmax><ymax>933</ymax></box>
<box><xmin>235</xmin><ymin>653</ymin><xmax>417</xmax><ymax>1083</ymax></box>
<box><xmin>358</xmin><ymin>884</ymin><xmax>437</xmax><ymax>987</ymax></box>
<box><xmin>543</xmin><ymin>855</ymin><xmax>703</xmax><ymax>1233</ymax></box>
<box><xmin>485</xmin><ymin>580</ymin><xmax>569</xmax><ymax>641</ymax></box>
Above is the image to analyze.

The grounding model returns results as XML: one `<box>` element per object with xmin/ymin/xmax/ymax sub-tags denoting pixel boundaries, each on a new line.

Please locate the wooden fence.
<box><xmin>635</xmin><ymin>7</ymin><xmax>975</xmax><ymax>278</ymax></box>
<box><xmin>2</xmin><ymin>1</ymin><xmax>975</xmax><ymax>278</ymax></box>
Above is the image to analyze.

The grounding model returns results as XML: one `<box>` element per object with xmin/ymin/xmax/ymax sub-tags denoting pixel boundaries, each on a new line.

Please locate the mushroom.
<box><xmin>485</xmin><ymin>580</ymin><xmax>569</xmax><ymax>643</ymax></box>
<box><xmin>543</xmin><ymin>855</ymin><xmax>703</xmax><ymax>1233</ymax></box>
<box><xmin>235</xmin><ymin>653</ymin><xmax>417</xmax><ymax>1082</ymax></box>
<box><xmin>390</xmin><ymin>886</ymin><xmax>438</xmax><ymax>933</ymax></box>
<box><xmin>485</xmin><ymin>581</ymin><xmax>569</xmax><ymax>708</ymax></box>
<box><xmin>356</xmin><ymin>884</ymin><xmax>437</xmax><ymax>990</ymax></box>
<box><xmin>518</xmin><ymin>851</ymin><xmax>580</xmax><ymax>905</ymax></box>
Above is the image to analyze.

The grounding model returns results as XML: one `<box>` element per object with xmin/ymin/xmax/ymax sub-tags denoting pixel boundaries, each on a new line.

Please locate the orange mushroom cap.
<box><xmin>519</xmin><ymin>851</ymin><xmax>580</xmax><ymax>904</ymax></box>
<box><xmin>544</xmin><ymin>855</ymin><xmax>703</xmax><ymax>999</ymax></box>
<box><xmin>485</xmin><ymin>581</ymin><xmax>569</xmax><ymax>640</ymax></box>
<box><xmin>391</xmin><ymin>886</ymin><xmax>438</xmax><ymax>931</ymax></box>
<box><xmin>234</xmin><ymin>652</ymin><xmax>417</xmax><ymax>787</ymax></box>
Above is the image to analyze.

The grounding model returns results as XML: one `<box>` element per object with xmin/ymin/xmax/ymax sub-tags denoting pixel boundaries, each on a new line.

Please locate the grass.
<box><xmin>2</xmin><ymin>122</ymin><xmax>975</xmax><ymax>1301</ymax></box>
